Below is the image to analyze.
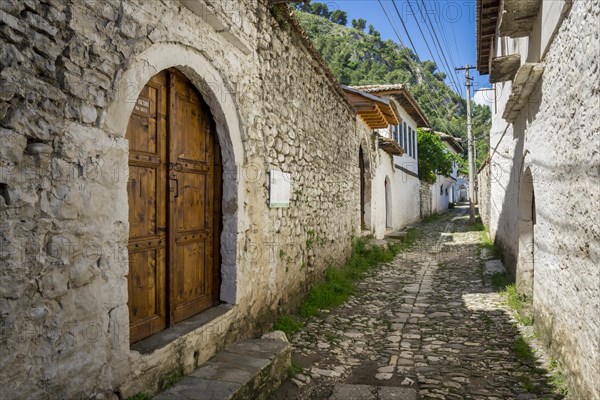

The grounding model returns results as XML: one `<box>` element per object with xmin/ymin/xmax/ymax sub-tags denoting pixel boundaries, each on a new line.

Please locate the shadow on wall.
<box><xmin>488</xmin><ymin>66</ymin><xmax>598</xmax><ymax>398</ymax></box>
<box><xmin>491</xmin><ymin>75</ymin><xmax>543</xmax><ymax>278</ymax></box>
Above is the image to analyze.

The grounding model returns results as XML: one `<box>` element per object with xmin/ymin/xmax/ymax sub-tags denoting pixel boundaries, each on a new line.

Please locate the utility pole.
<box><xmin>455</xmin><ymin>65</ymin><xmax>476</xmax><ymax>221</ymax></box>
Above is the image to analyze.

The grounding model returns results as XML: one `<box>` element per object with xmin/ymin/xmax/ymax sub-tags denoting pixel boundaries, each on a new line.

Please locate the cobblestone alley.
<box><xmin>272</xmin><ymin>206</ymin><xmax>563</xmax><ymax>400</ymax></box>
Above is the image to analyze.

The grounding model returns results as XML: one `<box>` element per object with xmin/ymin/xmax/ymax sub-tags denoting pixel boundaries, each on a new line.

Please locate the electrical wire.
<box><xmin>413</xmin><ymin>0</ymin><xmax>464</xmax><ymax>95</ymax></box>
<box><xmin>378</xmin><ymin>0</ymin><xmax>457</xmax><ymax>136</ymax></box>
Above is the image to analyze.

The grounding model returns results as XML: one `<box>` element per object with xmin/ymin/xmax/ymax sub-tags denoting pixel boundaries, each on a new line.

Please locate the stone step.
<box><xmin>384</xmin><ymin>230</ymin><xmax>409</xmax><ymax>241</ymax></box>
<box><xmin>329</xmin><ymin>384</ymin><xmax>417</xmax><ymax>400</ymax></box>
<box><xmin>154</xmin><ymin>333</ymin><xmax>291</xmax><ymax>400</ymax></box>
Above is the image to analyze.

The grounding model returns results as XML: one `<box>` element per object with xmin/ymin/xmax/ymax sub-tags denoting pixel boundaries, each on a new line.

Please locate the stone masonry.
<box><xmin>0</xmin><ymin>1</ymin><xmax>366</xmax><ymax>398</ymax></box>
<box><xmin>272</xmin><ymin>206</ymin><xmax>567</xmax><ymax>399</ymax></box>
<box><xmin>478</xmin><ymin>1</ymin><xmax>599</xmax><ymax>397</ymax></box>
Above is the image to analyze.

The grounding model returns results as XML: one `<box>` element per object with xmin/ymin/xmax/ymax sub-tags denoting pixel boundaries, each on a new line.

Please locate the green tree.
<box><xmin>330</xmin><ymin>10</ymin><xmax>348</xmax><ymax>25</ymax></box>
<box><xmin>310</xmin><ymin>2</ymin><xmax>330</xmax><ymax>18</ymax></box>
<box><xmin>351</xmin><ymin>18</ymin><xmax>367</xmax><ymax>31</ymax></box>
<box><xmin>417</xmin><ymin>129</ymin><xmax>459</xmax><ymax>184</ymax></box>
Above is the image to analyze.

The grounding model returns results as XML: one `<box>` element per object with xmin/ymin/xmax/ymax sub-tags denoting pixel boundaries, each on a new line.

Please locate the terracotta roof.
<box><xmin>341</xmin><ymin>86</ymin><xmax>400</xmax><ymax>129</ymax></box>
<box><xmin>351</xmin><ymin>85</ymin><xmax>430</xmax><ymax>128</ymax></box>
<box><xmin>353</xmin><ymin>84</ymin><xmax>409</xmax><ymax>93</ymax></box>
<box><xmin>476</xmin><ymin>0</ymin><xmax>500</xmax><ymax>75</ymax></box>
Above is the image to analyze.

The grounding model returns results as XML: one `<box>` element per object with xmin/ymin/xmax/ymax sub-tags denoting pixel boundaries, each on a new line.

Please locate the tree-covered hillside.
<box><xmin>293</xmin><ymin>7</ymin><xmax>491</xmax><ymax>167</ymax></box>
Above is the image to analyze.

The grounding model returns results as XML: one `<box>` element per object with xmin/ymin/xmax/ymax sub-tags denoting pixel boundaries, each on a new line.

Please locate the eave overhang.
<box><xmin>424</xmin><ymin>129</ymin><xmax>464</xmax><ymax>154</ymax></box>
<box><xmin>441</xmin><ymin>136</ymin><xmax>464</xmax><ymax>154</ymax></box>
<box><xmin>489</xmin><ymin>53</ymin><xmax>521</xmax><ymax>83</ymax></box>
<box><xmin>378</xmin><ymin>136</ymin><xmax>405</xmax><ymax>156</ymax></box>
<box><xmin>502</xmin><ymin>63</ymin><xmax>544</xmax><ymax>122</ymax></box>
<box><xmin>498</xmin><ymin>0</ymin><xmax>542</xmax><ymax>38</ymax></box>
<box><xmin>351</xmin><ymin>85</ymin><xmax>430</xmax><ymax>128</ymax></box>
<box><xmin>342</xmin><ymin>86</ymin><xmax>400</xmax><ymax>129</ymax></box>
<box><xmin>476</xmin><ymin>0</ymin><xmax>500</xmax><ymax>75</ymax></box>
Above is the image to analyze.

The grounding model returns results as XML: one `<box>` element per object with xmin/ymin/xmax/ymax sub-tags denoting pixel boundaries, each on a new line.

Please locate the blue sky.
<box><xmin>323</xmin><ymin>0</ymin><xmax>493</xmax><ymax>101</ymax></box>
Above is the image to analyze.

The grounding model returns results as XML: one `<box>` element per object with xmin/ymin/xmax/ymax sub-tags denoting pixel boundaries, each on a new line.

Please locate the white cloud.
<box><xmin>473</xmin><ymin>88</ymin><xmax>494</xmax><ymax>108</ymax></box>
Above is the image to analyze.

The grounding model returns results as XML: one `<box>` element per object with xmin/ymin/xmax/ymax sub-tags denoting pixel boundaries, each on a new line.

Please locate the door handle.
<box><xmin>168</xmin><ymin>162</ymin><xmax>183</xmax><ymax>172</ymax></box>
<box><xmin>170</xmin><ymin>176</ymin><xmax>179</xmax><ymax>198</ymax></box>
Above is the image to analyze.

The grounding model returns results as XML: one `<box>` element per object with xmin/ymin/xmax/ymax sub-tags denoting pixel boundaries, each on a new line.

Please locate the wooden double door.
<box><xmin>126</xmin><ymin>69</ymin><xmax>222</xmax><ymax>344</ymax></box>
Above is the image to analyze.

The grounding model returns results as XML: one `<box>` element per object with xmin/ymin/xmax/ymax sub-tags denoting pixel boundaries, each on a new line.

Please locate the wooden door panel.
<box><xmin>171</xmin><ymin>240</ymin><xmax>213</xmax><ymax>322</ymax></box>
<box><xmin>126</xmin><ymin>72</ymin><xmax>168</xmax><ymax>344</ymax></box>
<box><xmin>176</xmin><ymin>95</ymin><xmax>208</xmax><ymax>162</ymax></box>
<box><xmin>128</xmin><ymin>85</ymin><xmax>159</xmax><ymax>154</ymax></box>
<box><xmin>127</xmin><ymin>248</ymin><xmax>166</xmax><ymax>319</ymax></box>
<box><xmin>128</xmin><ymin>165</ymin><xmax>158</xmax><ymax>237</ymax></box>
<box><xmin>175</xmin><ymin>172</ymin><xmax>208</xmax><ymax>232</ymax></box>
<box><xmin>127</xmin><ymin>69</ymin><xmax>221</xmax><ymax>342</ymax></box>
<box><xmin>169</xmin><ymin>70</ymin><xmax>216</xmax><ymax>324</ymax></box>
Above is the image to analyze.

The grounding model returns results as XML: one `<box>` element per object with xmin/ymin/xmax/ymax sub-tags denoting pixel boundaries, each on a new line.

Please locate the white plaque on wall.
<box><xmin>269</xmin><ymin>170</ymin><xmax>291</xmax><ymax>208</ymax></box>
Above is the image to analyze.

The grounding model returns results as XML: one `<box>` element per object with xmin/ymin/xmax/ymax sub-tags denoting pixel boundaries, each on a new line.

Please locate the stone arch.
<box><xmin>458</xmin><ymin>185</ymin><xmax>468</xmax><ymax>202</ymax></box>
<box><xmin>104</xmin><ymin>43</ymin><xmax>246</xmax><ymax>304</ymax></box>
<box><xmin>359</xmin><ymin>140</ymin><xmax>372</xmax><ymax>230</ymax></box>
<box><xmin>517</xmin><ymin>164</ymin><xmax>536</xmax><ymax>298</ymax></box>
<box><xmin>385</xmin><ymin>176</ymin><xmax>392</xmax><ymax>229</ymax></box>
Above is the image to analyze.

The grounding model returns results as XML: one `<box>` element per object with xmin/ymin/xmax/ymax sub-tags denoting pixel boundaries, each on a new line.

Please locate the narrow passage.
<box><xmin>272</xmin><ymin>205</ymin><xmax>562</xmax><ymax>400</ymax></box>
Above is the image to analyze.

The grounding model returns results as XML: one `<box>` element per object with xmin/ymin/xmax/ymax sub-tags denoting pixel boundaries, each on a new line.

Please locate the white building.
<box><xmin>426</xmin><ymin>131</ymin><xmax>464</xmax><ymax>213</ymax></box>
<box><xmin>476</xmin><ymin>1</ymin><xmax>599</xmax><ymax>397</ymax></box>
<box><xmin>343</xmin><ymin>85</ymin><xmax>430</xmax><ymax>239</ymax></box>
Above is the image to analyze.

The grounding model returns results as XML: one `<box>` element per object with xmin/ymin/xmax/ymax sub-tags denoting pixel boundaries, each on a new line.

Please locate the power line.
<box><xmin>381</xmin><ymin>0</ymin><xmax>458</xmax><ymax>135</ymax></box>
<box><xmin>413</xmin><ymin>0</ymin><xmax>463</xmax><ymax>95</ymax></box>
<box><xmin>437</xmin><ymin>15</ymin><xmax>463</xmax><ymax>97</ymax></box>
<box><xmin>389</xmin><ymin>0</ymin><xmax>420</xmax><ymax>59</ymax></box>
<box><xmin>390</xmin><ymin>0</ymin><xmax>460</xmax><ymax>111</ymax></box>
<box><xmin>377</xmin><ymin>0</ymin><xmax>455</xmax><ymax>136</ymax></box>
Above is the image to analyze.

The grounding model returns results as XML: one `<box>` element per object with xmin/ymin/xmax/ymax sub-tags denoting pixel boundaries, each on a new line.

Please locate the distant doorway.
<box><xmin>358</xmin><ymin>143</ymin><xmax>372</xmax><ymax>231</ymax></box>
<box><xmin>359</xmin><ymin>147</ymin><xmax>366</xmax><ymax>229</ymax></box>
<box><xmin>517</xmin><ymin>166</ymin><xmax>536</xmax><ymax>297</ymax></box>
<box><xmin>385</xmin><ymin>177</ymin><xmax>392</xmax><ymax>229</ymax></box>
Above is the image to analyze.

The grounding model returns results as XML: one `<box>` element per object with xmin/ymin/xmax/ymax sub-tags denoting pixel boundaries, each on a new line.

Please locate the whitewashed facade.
<box><xmin>346</xmin><ymin>85</ymin><xmax>429</xmax><ymax>239</ymax></box>
<box><xmin>428</xmin><ymin>132</ymin><xmax>464</xmax><ymax>214</ymax></box>
<box><xmin>476</xmin><ymin>1</ymin><xmax>599</xmax><ymax>397</ymax></box>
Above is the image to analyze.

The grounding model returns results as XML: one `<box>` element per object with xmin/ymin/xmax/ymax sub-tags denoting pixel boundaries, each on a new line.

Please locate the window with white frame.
<box><xmin>415</xmin><ymin>131</ymin><xmax>419</xmax><ymax>159</ymax></box>
<box><xmin>398</xmin><ymin>121</ymin><xmax>403</xmax><ymax>147</ymax></box>
<box><xmin>409</xmin><ymin>128</ymin><xmax>413</xmax><ymax>158</ymax></box>
<box><xmin>409</xmin><ymin>127</ymin><xmax>413</xmax><ymax>157</ymax></box>
<box><xmin>412</xmin><ymin>128</ymin><xmax>417</xmax><ymax>159</ymax></box>
<box><xmin>399</xmin><ymin>125</ymin><xmax>403</xmax><ymax>148</ymax></box>
<box><xmin>403</xmin><ymin>122</ymin><xmax>407</xmax><ymax>153</ymax></box>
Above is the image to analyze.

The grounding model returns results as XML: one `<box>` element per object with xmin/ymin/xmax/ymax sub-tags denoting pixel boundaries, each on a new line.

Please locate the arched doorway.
<box><xmin>126</xmin><ymin>69</ymin><xmax>222</xmax><ymax>343</ymax></box>
<box><xmin>359</xmin><ymin>147</ymin><xmax>365</xmax><ymax>228</ymax></box>
<box><xmin>517</xmin><ymin>166</ymin><xmax>536</xmax><ymax>298</ymax></box>
<box><xmin>358</xmin><ymin>146</ymin><xmax>372</xmax><ymax>230</ymax></box>
<box><xmin>385</xmin><ymin>176</ymin><xmax>392</xmax><ymax>229</ymax></box>
<box><xmin>459</xmin><ymin>185</ymin><xmax>467</xmax><ymax>202</ymax></box>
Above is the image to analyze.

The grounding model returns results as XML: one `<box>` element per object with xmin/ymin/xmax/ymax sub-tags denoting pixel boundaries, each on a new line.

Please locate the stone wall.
<box><xmin>477</xmin><ymin>163</ymin><xmax>491</xmax><ymax>228</ymax></box>
<box><xmin>0</xmin><ymin>1</ymin><xmax>362</xmax><ymax>398</ymax></box>
<box><xmin>485</xmin><ymin>1</ymin><xmax>599</xmax><ymax>397</ymax></box>
<box><xmin>419</xmin><ymin>182</ymin><xmax>432</xmax><ymax>219</ymax></box>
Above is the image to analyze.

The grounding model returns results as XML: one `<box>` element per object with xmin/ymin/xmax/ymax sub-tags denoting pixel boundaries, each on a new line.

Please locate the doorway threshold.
<box><xmin>131</xmin><ymin>304</ymin><xmax>234</xmax><ymax>355</ymax></box>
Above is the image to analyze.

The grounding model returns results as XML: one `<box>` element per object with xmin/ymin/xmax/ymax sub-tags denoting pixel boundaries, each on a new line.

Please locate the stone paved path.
<box><xmin>271</xmin><ymin>206</ymin><xmax>562</xmax><ymax>400</ymax></box>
